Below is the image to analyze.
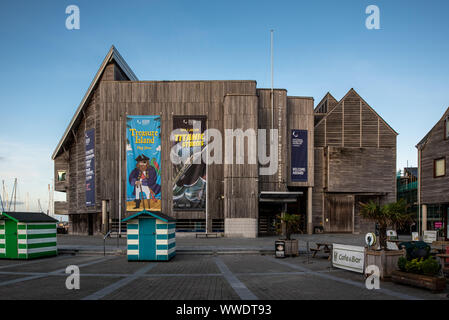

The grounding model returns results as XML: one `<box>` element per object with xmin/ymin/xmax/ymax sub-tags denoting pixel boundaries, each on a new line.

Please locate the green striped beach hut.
<box><xmin>122</xmin><ymin>210</ymin><xmax>176</xmax><ymax>261</ymax></box>
<box><xmin>0</xmin><ymin>212</ymin><xmax>58</xmax><ymax>259</ymax></box>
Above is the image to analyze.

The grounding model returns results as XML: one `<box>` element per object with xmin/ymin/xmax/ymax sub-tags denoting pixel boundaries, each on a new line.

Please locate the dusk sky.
<box><xmin>1</xmin><ymin>0</ymin><xmax>448</xmax><ymax>214</ymax></box>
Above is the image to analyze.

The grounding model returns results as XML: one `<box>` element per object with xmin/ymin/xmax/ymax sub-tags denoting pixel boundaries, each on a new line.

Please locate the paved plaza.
<box><xmin>0</xmin><ymin>244</ymin><xmax>448</xmax><ymax>300</ymax></box>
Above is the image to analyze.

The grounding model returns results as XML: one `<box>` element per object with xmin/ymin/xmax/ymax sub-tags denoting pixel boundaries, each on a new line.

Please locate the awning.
<box><xmin>259</xmin><ymin>191</ymin><xmax>303</xmax><ymax>203</ymax></box>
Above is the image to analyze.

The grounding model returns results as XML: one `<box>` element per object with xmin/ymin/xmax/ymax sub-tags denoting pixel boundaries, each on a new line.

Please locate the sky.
<box><xmin>0</xmin><ymin>0</ymin><xmax>448</xmax><ymax>214</ymax></box>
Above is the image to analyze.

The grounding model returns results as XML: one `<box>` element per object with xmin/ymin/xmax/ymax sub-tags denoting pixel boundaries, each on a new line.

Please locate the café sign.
<box><xmin>332</xmin><ymin>244</ymin><xmax>365</xmax><ymax>274</ymax></box>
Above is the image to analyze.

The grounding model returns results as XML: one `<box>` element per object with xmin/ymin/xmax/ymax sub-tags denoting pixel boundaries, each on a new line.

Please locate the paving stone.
<box><xmin>147</xmin><ymin>255</ymin><xmax>220</xmax><ymax>275</ymax></box>
<box><xmin>103</xmin><ymin>276</ymin><xmax>240</xmax><ymax>300</ymax></box>
<box><xmin>220</xmin><ymin>255</ymin><xmax>297</xmax><ymax>274</ymax></box>
<box><xmin>0</xmin><ymin>255</ymin><xmax>100</xmax><ymax>273</ymax></box>
<box><xmin>0</xmin><ymin>275</ymin><xmax>120</xmax><ymax>300</ymax></box>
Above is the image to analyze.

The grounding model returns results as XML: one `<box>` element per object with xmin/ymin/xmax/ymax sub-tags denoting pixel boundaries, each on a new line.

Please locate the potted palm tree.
<box><xmin>276</xmin><ymin>212</ymin><xmax>301</xmax><ymax>257</ymax></box>
<box><xmin>360</xmin><ymin>199</ymin><xmax>413</xmax><ymax>279</ymax></box>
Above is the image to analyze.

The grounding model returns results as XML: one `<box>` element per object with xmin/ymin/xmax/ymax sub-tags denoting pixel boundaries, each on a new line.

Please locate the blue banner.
<box><xmin>126</xmin><ymin>116</ymin><xmax>162</xmax><ymax>212</ymax></box>
<box><xmin>291</xmin><ymin>129</ymin><xmax>308</xmax><ymax>182</ymax></box>
<box><xmin>85</xmin><ymin>129</ymin><xmax>95</xmax><ymax>206</ymax></box>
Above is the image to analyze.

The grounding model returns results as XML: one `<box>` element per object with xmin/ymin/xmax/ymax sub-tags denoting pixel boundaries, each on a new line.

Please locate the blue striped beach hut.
<box><xmin>0</xmin><ymin>212</ymin><xmax>58</xmax><ymax>259</ymax></box>
<box><xmin>122</xmin><ymin>211</ymin><xmax>176</xmax><ymax>261</ymax></box>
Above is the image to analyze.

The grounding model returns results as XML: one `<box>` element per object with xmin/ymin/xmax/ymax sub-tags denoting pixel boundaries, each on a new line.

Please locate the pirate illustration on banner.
<box><xmin>129</xmin><ymin>154</ymin><xmax>161</xmax><ymax>209</ymax></box>
<box><xmin>126</xmin><ymin>115</ymin><xmax>162</xmax><ymax>212</ymax></box>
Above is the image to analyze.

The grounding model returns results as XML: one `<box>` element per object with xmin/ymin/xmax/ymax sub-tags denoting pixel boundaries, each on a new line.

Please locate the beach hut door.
<box><xmin>5</xmin><ymin>220</ymin><xmax>18</xmax><ymax>259</ymax></box>
<box><xmin>139</xmin><ymin>218</ymin><xmax>156</xmax><ymax>260</ymax></box>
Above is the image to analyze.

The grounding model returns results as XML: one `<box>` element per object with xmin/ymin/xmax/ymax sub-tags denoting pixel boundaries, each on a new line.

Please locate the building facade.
<box><xmin>416</xmin><ymin>107</ymin><xmax>449</xmax><ymax>240</ymax></box>
<box><xmin>53</xmin><ymin>47</ymin><xmax>397</xmax><ymax>237</ymax></box>
<box><xmin>312</xmin><ymin>91</ymin><xmax>398</xmax><ymax>234</ymax></box>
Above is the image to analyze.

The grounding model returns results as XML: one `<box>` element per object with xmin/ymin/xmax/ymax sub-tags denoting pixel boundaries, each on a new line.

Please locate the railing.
<box><xmin>397</xmin><ymin>181</ymin><xmax>418</xmax><ymax>193</ymax></box>
<box><xmin>103</xmin><ymin>230</ymin><xmax>111</xmax><ymax>256</ymax></box>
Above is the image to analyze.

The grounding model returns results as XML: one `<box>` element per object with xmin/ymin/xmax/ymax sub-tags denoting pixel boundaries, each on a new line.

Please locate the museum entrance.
<box><xmin>258</xmin><ymin>191</ymin><xmax>304</xmax><ymax>236</ymax></box>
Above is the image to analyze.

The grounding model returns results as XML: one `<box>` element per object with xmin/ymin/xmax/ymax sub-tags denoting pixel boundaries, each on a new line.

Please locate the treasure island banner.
<box><xmin>126</xmin><ymin>116</ymin><xmax>161</xmax><ymax>212</ymax></box>
<box><xmin>172</xmin><ymin>116</ymin><xmax>207</xmax><ymax>210</ymax></box>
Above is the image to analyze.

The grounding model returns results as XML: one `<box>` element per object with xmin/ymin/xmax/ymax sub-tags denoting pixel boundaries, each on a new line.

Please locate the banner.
<box><xmin>172</xmin><ymin>116</ymin><xmax>207</xmax><ymax>210</ymax></box>
<box><xmin>126</xmin><ymin>116</ymin><xmax>161</xmax><ymax>212</ymax></box>
<box><xmin>85</xmin><ymin>128</ymin><xmax>95</xmax><ymax>207</ymax></box>
<box><xmin>291</xmin><ymin>129</ymin><xmax>308</xmax><ymax>182</ymax></box>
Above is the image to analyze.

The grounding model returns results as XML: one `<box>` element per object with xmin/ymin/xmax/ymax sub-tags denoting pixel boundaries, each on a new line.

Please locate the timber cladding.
<box><xmin>287</xmin><ymin>97</ymin><xmax>315</xmax><ymax>187</ymax></box>
<box><xmin>418</xmin><ymin>107</ymin><xmax>449</xmax><ymax>204</ymax></box>
<box><xmin>98</xmin><ymin>80</ymin><xmax>257</xmax><ymax>222</ymax></box>
<box><xmin>327</xmin><ymin>146</ymin><xmax>396</xmax><ymax>194</ymax></box>
<box><xmin>223</xmin><ymin>94</ymin><xmax>258</xmax><ymax>219</ymax></box>
<box><xmin>313</xmin><ymin>89</ymin><xmax>398</xmax><ymax>233</ymax></box>
<box><xmin>257</xmin><ymin>89</ymin><xmax>288</xmax><ymax>192</ymax></box>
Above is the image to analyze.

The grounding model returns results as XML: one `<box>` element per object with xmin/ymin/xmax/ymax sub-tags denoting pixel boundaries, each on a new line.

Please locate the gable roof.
<box><xmin>314</xmin><ymin>92</ymin><xmax>337</xmax><ymax>113</ymax></box>
<box><xmin>314</xmin><ymin>88</ymin><xmax>398</xmax><ymax>136</ymax></box>
<box><xmin>51</xmin><ymin>46</ymin><xmax>138</xmax><ymax>160</ymax></box>
<box><xmin>122</xmin><ymin>210</ymin><xmax>176</xmax><ymax>223</ymax></box>
<box><xmin>1</xmin><ymin>212</ymin><xmax>58</xmax><ymax>223</ymax></box>
<box><xmin>416</xmin><ymin>106</ymin><xmax>449</xmax><ymax>149</ymax></box>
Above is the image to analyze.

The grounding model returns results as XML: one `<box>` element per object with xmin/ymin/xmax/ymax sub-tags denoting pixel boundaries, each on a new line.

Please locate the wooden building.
<box><xmin>52</xmin><ymin>46</ymin><xmax>315</xmax><ymax>237</ymax></box>
<box><xmin>52</xmin><ymin>47</ymin><xmax>398</xmax><ymax>237</ymax></box>
<box><xmin>313</xmin><ymin>90</ymin><xmax>398</xmax><ymax>234</ymax></box>
<box><xmin>416</xmin><ymin>107</ymin><xmax>449</xmax><ymax>240</ymax></box>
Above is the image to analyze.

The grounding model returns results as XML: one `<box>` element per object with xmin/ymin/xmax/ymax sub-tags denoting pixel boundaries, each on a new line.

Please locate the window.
<box><xmin>434</xmin><ymin>158</ymin><xmax>445</xmax><ymax>178</ymax></box>
<box><xmin>57</xmin><ymin>170</ymin><xmax>67</xmax><ymax>182</ymax></box>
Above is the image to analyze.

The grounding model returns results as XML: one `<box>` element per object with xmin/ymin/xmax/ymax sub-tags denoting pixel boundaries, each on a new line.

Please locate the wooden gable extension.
<box><xmin>314</xmin><ymin>88</ymin><xmax>398</xmax><ymax>148</ymax></box>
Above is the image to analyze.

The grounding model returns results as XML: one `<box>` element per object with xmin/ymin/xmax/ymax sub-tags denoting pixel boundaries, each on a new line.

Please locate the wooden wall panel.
<box><xmin>257</xmin><ymin>89</ymin><xmax>288</xmax><ymax>192</ymax></box>
<box><xmin>96</xmin><ymin>80</ymin><xmax>257</xmax><ymax>222</ymax></box>
<box><xmin>287</xmin><ymin>97</ymin><xmax>314</xmax><ymax>187</ymax></box>
<box><xmin>223</xmin><ymin>95</ymin><xmax>258</xmax><ymax>219</ymax></box>
<box><xmin>327</xmin><ymin>146</ymin><xmax>396</xmax><ymax>194</ymax></box>
<box><xmin>420</xmin><ymin>108</ymin><xmax>449</xmax><ymax>204</ymax></box>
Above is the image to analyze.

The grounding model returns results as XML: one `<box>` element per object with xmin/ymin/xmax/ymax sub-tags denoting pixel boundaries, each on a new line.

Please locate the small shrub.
<box><xmin>398</xmin><ymin>256</ymin><xmax>407</xmax><ymax>272</ymax></box>
<box><xmin>421</xmin><ymin>258</ymin><xmax>441</xmax><ymax>276</ymax></box>
<box><xmin>405</xmin><ymin>258</ymin><xmax>423</xmax><ymax>274</ymax></box>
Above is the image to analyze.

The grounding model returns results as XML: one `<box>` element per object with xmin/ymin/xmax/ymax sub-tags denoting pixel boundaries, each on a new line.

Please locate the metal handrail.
<box><xmin>103</xmin><ymin>231</ymin><xmax>112</xmax><ymax>256</ymax></box>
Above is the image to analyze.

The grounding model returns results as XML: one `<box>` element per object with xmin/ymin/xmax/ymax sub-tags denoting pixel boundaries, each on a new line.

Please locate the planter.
<box><xmin>365</xmin><ymin>249</ymin><xmax>405</xmax><ymax>279</ymax></box>
<box><xmin>275</xmin><ymin>239</ymin><xmax>299</xmax><ymax>258</ymax></box>
<box><xmin>391</xmin><ymin>270</ymin><xmax>446</xmax><ymax>293</ymax></box>
<box><xmin>283</xmin><ymin>239</ymin><xmax>299</xmax><ymax>257</ymax></box>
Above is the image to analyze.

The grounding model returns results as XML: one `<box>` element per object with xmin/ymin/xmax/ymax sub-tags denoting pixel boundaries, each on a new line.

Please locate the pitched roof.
<box><xmin>314</xmin><ymin>88</ymin><xmax>398</xmax><ymax>136</ymax></box>
<box><xmin>51</xmin><ymin>46</ymin><xmax>138</xmax><ymax>160</ymax></box>
<box><xmin>122</xmin><ymin>210</ymin><xmax>176</xmax><ymax>223</ymax></box>
<box><xmin>1</xmin><ymin>212</ymin><xmax>58</xmax><ymax>223</ymax></box>
<box><xmin>416</xmin><ymin>106</ymin><xmax>449</xmax><ymax>149</ymax></box>
<box><xmin>314</xmin><ymin>92</ymin><xmax>337</xmax><ymax>113</ymax></box>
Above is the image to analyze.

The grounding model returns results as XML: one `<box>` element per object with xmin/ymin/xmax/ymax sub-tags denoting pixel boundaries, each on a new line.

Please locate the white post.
<box><xmin>307</xmin><ymin>187</ymin><xmax>313</xmax><ymax>235</ymax></box>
